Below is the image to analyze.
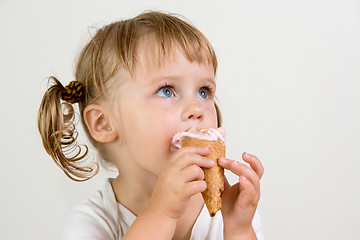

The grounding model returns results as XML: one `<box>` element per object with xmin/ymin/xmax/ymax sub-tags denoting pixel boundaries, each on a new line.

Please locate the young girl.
<box><xmin>38</xmin><ymin>11</ymin><xmax>264</xmax><ymax>240</ymax></box>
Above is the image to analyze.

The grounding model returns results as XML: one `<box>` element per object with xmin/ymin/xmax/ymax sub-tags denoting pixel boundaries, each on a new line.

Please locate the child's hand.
<box><xmin>218</xmin><ymin>152</ymin><xmax>264</xmax><ymax>238</ymax></box>
<box><xmin>148</xmin><ymin>146</ymin><xmax>215</xmax><ymax>221</ymax></box>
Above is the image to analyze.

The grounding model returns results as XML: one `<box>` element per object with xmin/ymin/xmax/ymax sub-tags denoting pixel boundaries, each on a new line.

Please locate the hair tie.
<box><xmin>61</xmin><ymin>81</ymin><xmax>85</xmax><ymax>104</ymax></box>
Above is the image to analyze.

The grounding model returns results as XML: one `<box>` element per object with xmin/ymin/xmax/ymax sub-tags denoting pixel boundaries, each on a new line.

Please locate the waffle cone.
<box><xmin>181</xmin><ymin>137</ymin><xmax>225</xmax><ymax>217</ymax></box>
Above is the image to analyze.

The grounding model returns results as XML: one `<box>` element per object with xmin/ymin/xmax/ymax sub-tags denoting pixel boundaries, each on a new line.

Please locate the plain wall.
<box><xmin>1</xmin><ymin>0</ymin><xmax>359</xmax><ymax>239</ymax></box>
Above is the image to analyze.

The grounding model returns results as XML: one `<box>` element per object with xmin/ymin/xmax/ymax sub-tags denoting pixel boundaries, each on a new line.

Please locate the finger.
<box><xmin>171</xmin><ymin>146</ymin><xmax>210</xmax><ymax>163</ymax></box>
<box><xmin>242</xmin><ymin>152</ymin><xmax>264</xmax><ymax>179</ymax></box>
<box><xmin>238</xmin><ymin>175</ymin><xmax>259</xmax><ymax>207</ymax></box>
<box><xmin>180</xmin><ymin>165</ymin><xmax>205</xmax><ymax>182</ymax></box>
<box><xmin>173</xmin><ymin>152</ymin><xmax>215</xmax><ymax>170</ymax></box>
<box><xmin>219</xmin><ymin>157</ymin><xmax>259</xmax><ymax>183</ymax></box>
<box><xmin>184</xmin><ymin>180</ymin><xmax>207</xmax><ymax>198</ymax></box>
<box><xmin>219</xmin><ymin>157</ymin><xmax>260</xmax><ymax>193</ymax></box>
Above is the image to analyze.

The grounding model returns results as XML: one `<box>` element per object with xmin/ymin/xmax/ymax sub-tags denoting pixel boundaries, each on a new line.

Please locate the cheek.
<box><xmin>203</xmin><ymin>102</ymin><xmax>218</xmax><ymax>127</ymax></box>
<box><xmin>124</xmin><ymin>104</ymin><xmax>176</xmax><ymax>144</ymax></box>
<box><xmin>132</xmin><ymin>112</ymin><xmax>176</xmax><ymax>174</ymax></box>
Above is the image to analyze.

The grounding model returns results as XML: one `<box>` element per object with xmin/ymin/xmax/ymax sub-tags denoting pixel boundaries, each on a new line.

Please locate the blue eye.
<box><xmin>197</xmin><ymin>88</ymin><xmax>209</xmax><ymax>99</ymax></box>
<box><xmin>156</xmin><ymin>86</ymin><xmax>174</xmax><ymax>97</ymax></box>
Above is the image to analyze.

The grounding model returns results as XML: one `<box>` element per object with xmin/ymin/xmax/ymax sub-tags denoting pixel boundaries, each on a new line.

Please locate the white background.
<box><xmin>1</xmin><ymin>0</ymin><xmax>359</xmax><ymax>239</ymax></box>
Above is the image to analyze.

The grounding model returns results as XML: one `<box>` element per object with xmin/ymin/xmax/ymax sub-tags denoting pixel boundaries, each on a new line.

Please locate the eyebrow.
<box><xmin>204</xmin><ymin>77</ymin><xmax>216</xmax><ymax>86</ymax></box>
<box><xmin>148</xmin><ymin>75</ymin><xmax>216</xmax><ymax>86</ymax></box>
<box><xmin>149</xmin><ymin>76</ymin><xmax>179</xmax><ymax>83</ymax></box>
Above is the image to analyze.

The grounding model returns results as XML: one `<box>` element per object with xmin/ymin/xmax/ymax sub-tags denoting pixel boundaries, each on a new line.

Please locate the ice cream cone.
<box><xmin>171</xmin><ymin>128</ymin><xmax>226</xmax><ymax>217</ymax></box>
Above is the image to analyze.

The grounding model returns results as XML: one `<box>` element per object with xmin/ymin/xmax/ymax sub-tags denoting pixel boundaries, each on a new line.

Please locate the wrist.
<box><xmin>144</xmin><ymin>204</ymin><xmax>179</xmax><ymax>224</ymax></box>
<box><xmin>224</xmin><ymin>226</ymin><xmax>257</xmax><ymax>240</ymax></box>
<box><xmin>122</xmin><ymin>205</ymin><xmax>177</xmax><ymax>239</ymax></box>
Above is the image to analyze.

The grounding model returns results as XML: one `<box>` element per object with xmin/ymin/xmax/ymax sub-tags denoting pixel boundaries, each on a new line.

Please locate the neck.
<box><xmin>112</xmin><ymin>166</ymin><xmax>157</xmax><ymax>216</ymax></box>
<box><xmin>109</xmin><ymin>147</ymin><xmax>205</xmax><ymax>239</ymax></box>
<box><xmin>111</xmin><ymin>165</ymin><xmax>205</xmax><ymax>240</ymax></box>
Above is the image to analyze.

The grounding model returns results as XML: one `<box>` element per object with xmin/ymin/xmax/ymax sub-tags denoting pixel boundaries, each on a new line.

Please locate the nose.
<box><xmin>181</xmin><ymin>99</ymin><xmax>204</xmax><ymax>122</ymax></box>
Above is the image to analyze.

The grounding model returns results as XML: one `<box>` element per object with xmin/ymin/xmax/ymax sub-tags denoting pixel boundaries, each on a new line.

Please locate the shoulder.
<box><xmin>62</xmin><ymin>179</ymin><xmax>121</xmax><ymax>240</ymax></box>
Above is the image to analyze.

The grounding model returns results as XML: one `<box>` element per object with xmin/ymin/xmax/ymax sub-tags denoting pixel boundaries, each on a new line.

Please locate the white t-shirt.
<box><xmin>62</xmin><ymin>179</ymin><xmax>264</xmax><ymax>239</ymax></box>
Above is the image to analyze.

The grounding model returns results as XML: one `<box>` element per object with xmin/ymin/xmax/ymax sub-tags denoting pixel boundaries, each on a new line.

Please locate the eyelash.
<box><xmin>156</xmin><ymin>83</ymin><xmax>215</xmax><ymax>98</ymax></box>
<box><xmin>159</xmin><ymin>83</ymin><xmax>176</xmax><ymax>91</ymax></box>
<box><xmin>200</xmin><ymin>84</ymin><xmax>215</xmax><ymax>98</ymax></box>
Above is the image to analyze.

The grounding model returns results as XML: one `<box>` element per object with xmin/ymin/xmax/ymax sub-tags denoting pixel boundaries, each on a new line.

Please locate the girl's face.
<box><xmin>113</xmin><ymin>48</ymin><xmax>218</xmax><ymax>177</ymax></box>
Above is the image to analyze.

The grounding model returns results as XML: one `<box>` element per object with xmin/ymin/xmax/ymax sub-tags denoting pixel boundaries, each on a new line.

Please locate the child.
<box><xmin>38</xmin><ymin>11</ymin><xmax>264</xmax><ymax>239</ymax></box>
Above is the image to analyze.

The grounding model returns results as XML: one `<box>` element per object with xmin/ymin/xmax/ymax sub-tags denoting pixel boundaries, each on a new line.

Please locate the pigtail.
<box><xmin>38</xmin><ymin>76</ymin><xmax>98</xmax><ymax>181</ymax></box>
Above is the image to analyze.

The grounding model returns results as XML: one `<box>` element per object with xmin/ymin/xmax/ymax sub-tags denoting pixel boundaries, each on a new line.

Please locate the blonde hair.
<box><xmin>38</xmin><ymin>11</ymin><xmax>221</xmax><ymax>181</ymax></box>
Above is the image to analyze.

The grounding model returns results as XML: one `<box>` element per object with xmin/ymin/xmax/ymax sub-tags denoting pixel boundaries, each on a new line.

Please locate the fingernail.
<box><xmin>244</xmin><ymin>152</ymin><xmax>250</xmax><ymax>158</ymax></box>
<box><xmin>203</xmin><ymin>147</ymin><xmax>210</xmax><ymax>151</ymax></box>
<box><xmin>209</xmin><ymin>159</ymin><xmax>216</xmax><ymax>165</ymax></box>
<box><xmin>218</xmin><ymin>157</ymin><xmax>227</xmax><ymax>164</ymax></box>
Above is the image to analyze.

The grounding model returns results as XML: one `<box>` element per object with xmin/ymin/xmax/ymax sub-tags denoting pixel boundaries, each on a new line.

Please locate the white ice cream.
<box><xmin>171</xmin><ymin>127</ymin><xmax>226</xmax><ymax>151</ymax></box>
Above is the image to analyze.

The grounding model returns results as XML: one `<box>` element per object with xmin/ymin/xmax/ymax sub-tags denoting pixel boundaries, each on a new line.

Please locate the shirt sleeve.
<box><xmin>61</xmin><ymin>205</ymin><xmax>117</xmax><ymax>240</ymax></box>
<box><xmin>252</xmin><ymin>210</ymin><xmax>265</xmax><ymax>240</ymax></box>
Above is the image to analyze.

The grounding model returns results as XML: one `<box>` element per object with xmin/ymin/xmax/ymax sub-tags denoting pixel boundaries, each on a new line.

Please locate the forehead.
<box><xmin>134</xmin><ymin>35</ymin><xmax>215</xmax><ymax>76</ymax></box>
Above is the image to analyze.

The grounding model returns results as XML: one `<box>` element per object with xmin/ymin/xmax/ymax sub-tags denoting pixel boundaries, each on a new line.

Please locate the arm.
<box><xmin>122</xmin><ymin>207</ymin><xmax>177</xmax><ymax>239</ymax></box>
<box><xmin>123</xmin><ymin>146</ymin><xmax>214</xmax><ymax>239</ymax></box>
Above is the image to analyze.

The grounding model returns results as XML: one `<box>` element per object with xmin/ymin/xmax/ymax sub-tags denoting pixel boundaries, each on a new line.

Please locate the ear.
<box><xmin>83</xmin><ymin>104</ymin><xmax>118</xmax><ymax>143</ymax></box>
